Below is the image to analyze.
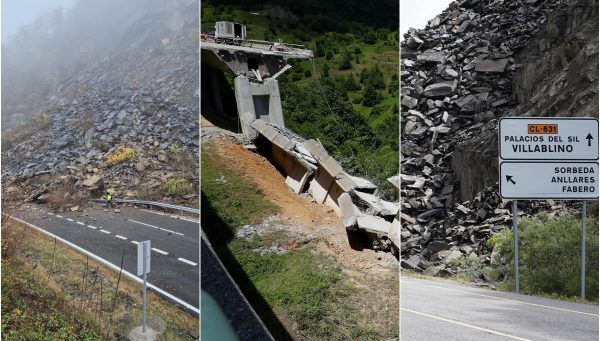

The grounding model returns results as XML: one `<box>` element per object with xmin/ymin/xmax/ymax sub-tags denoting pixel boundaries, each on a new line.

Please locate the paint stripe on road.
<box><xmin>115</xmin><ymin>235</ymin><xmax>127</xmax><ymax>240</ymax></box>
<box><xmin>131</xmin><ymin>241</ymin><xmax>139</xmax><ymax>245</ymax></box>
<box><xmin>401</xmin><ymin>308</ymin><xmax>533</xmax><ymax>341</ymax></box>
<box><xmin>402</xmin><ymin>280</ymin><xmax>599</xmax><ymax>317</ymax></box>
<box><xmin>100</xmin><ymin>230</ymin><xmax>111</xmax><ymax>234</ymax></box>
<box><xmin>141</xmin><ymin>209</ymin><xmax>199</xmax><ymax>223</ymax></box>
<box><xmin>127</xmin><ymin>219</ymin><xmax>184</xmax><ymax>236</ymax></box>
<box><xmin>56</xmin><ymin>215</ymin><xmax>63</xmax><ymax>218</ymax></box>
<box><xmin>152</xmin><ymin>248</ymin><xmax>168</xmax><ymax>255</ymax></box>
<box><xmin>47</xmin><ymin>212</ymin><xmax>54</xmax><ymax>216</ymax></box>
<box><xmin>87</xmin><ymin>225</ymin><xmax>98</xmax><ymax>229</ymax></box>
<box><xmin>177</xmin><ymin>257</ymin><xmax>197</xmax><ymax>266</ymax></box>
<box><xmin>76</xmin><ymin>221</ymin><xmax>85</xmax><ymax>226</ymax></box>
<box><xmin>66</xmin><ymin>218</ymin><xmax>74</xmax><ymax>222</ymax></box>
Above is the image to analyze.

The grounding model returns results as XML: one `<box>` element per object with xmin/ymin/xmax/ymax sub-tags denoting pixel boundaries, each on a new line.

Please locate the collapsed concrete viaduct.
<box><xmin>201</xmin><ymin>39</ymin><xmax>399</xmax><ymax>255</ymax></box>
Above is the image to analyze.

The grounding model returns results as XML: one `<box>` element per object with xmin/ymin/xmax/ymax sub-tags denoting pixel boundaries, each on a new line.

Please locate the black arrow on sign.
<box><xmin>586</xmin><ymin>133</ymin><xmax>593</xmax><ymax>147</ymax></box>
<box><xmin>506</xmin><ymin>175</ymin><xmax>516</xmax><ymax>185</ymax></box>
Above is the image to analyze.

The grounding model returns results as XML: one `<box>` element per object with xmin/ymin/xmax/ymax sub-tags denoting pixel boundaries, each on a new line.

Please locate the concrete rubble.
<box><xmin>400</xmin><ymin>0</ymin><xmax>598</xmax><ymax>276</ymax></box>
<box><xmin>244</xmin><ymin>116</ymin><xmax>400</xmax><ymax>255</ymax></box>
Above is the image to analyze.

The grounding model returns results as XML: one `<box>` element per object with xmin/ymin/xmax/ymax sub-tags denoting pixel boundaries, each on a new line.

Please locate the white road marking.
<box><xmin>47</xmin><ymin>212</ymin><xmax>54</xmax><ymax>216</ymax></box>
<box><xmin>87</xmin><ymin>225</ymin><xmax>98</xmax><ymax>229</ymax></box>
<box><xmin>127</xmin><ymin>219</ymin><xmax>184</xmax><ymax>236</ymax></box>
<box><xmin>76</xmin><ymin>221</ymin><xmax>85</xmax><ymax>226</ymax></box>
<box><xmin>152</xmin><ymin>248</ymin><xmax>168</xmax><ymax>255</ymax></box>
<box><xmin>401</xmin><ymin>308</ymin><xmax>533</xmax><ymax>341</ymax></box>
<box><xmin>131</xmin><ymin>241</ymin><xmax>139</xmax><ymax>245</ymax></box>
<box><xmin>9</xmin><ymin>216</ymin><xmax>199</xmax><ymax>314</ymax></box>
<box><xmin>100</xmin><ymin>230</ymin><xmax>111</xmax><ymax>234</ymax></box>
<box><xmin>402</xmin><ymin>280</ymin><xmax>599</xmax><ymax>317</ymax></box>
<box><xmin>115</xmin><ymin>235</ymin><xmax>127</xmax><ymax>240</ymax></box>
<box><xmin>66</xmin><ymin>218</ymin><xmax>74</xmax><ymax>222</ymax></box>
<box><xmin>56</xmin><ymin>215</ymin><xmax>63</xmax><ymax>218</ymax></box>
<box><xmin>141</xmin><ymin>209</ymin><xmax>199</xmax><ymax>223</ymax></box>
<box><xmin>177</xmin><ymin>257</ymin><xmax>197</xmax><ymax>266</ymax></box>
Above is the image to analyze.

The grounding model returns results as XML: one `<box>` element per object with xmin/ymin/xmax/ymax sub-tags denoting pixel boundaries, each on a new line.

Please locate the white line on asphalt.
<box><xmin>131</xmin><ymin>241</ymin><xmax>139</xmax><ymax>245</ymax></box>
<box><xmin>47</xmin><ymin>212</ymin><xmax>54</xmax><ymax>216</ymax></box>
<box><xmin>141</xmin><ymin>209</ymin><xmax>199</xmax><ymax>223</ymax></box>
<box><xmin>152</xmin><ymin>248</ymin><xmax>168</xmax><ymax>255</ymax></box>
<box><xmin>76</xmin><ymin>221</ymin><xmax>85</xmax><ymax>226</ymax></box>
<box><xmin>87</xmin><ymin>225</ymin><xmax>98</xmax><ymax>229</ymax></box>
<box><xmin>177</xmin><ymin>257</ymin><xmax>197</xmax><ymax>266</ymax></box>
<box><xmin>56</xmin><ymin>215</ymin><xmax>63</xmax><ymax>218</ymax></box>
<box><xmin>127</xmin><ymin>219</ymin><xmax>184</xmax><ymax>236</ymax></box>
<box><xmin>401</xmin><ymin>280</ymin><xmax>599</xmax><ymax>317</ymax></box>
<box><xmin>401</xmin><ymin>308</ymin><xmax>533</xmax><ymax>341</ymax></box>
<box><xmin>66</xmin><ymin>218</ymin><xmax>74</xmax><ymax>222</ymax></box>
<box><xmin>100</xmin><ymin>230</ymin><xmax>111</xmax><ymax>234</ymax></box>
<box><xmin>8</xmin><ymin>216</ymin><xmax>199</xmax><ymax>314</ymax></box>
<box><xmin>115</xmin><ymin>235</ymin><xmax>127</xmax><ymax>240</ymax></box>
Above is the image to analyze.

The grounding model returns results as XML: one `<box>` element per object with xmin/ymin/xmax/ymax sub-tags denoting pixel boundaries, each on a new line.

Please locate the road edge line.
<box><xmin>9</xmin><ymin>216</ymin><xmax>199</xmax><ymax>315</ymax></box>
<box><xmin>401</xmin><ymin>280</ymin><xmax>599</xmax><ymax>316</ymax></box>
<box><xmin>401</xmin><ymin>307</ymin><xmax>533</xmax><ymax>341</ymax></box>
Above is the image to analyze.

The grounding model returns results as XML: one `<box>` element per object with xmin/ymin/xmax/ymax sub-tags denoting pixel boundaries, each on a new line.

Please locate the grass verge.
<box><xmin>201</xmin><ymin>141</ymin><xmax>378</xmax><ymax>340</ymax></box>
<box><xmin>1</xmin><ymin>218</ymin><xmax>198</xmax><ymax>340</ymax></box>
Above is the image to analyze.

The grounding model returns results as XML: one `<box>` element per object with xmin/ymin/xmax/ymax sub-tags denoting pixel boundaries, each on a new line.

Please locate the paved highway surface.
<box><xmin>401</xmin><ymin>277</ymin><xmax>598</xmax><ymax>340</ymax></box>
<box><xmin>14</xmin><ymin>203</ymin><xmax>199</xmax><ymax>312</ymax></box>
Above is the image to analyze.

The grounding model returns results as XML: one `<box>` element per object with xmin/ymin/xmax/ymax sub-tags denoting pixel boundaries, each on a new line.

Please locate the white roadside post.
<box><xmin>137</xmin><ymin>240</ymin><xmax>151</xmax><ymax>332</ymax></box>
<box><xmin>498</xmin><ymin>118</ymin><xmax>599</xmax><ymax>295</ymax></box>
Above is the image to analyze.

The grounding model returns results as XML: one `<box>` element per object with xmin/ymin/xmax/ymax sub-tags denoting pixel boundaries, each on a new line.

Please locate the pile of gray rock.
<box><xmin>400</xmin><ymin>0</ymin><xmax>595</xmax><ymax>275</ymax></box>
<box><xmin>2</xmin><ymin>2</ymin><xmax>199</xmax><ymax>206</ymax></box>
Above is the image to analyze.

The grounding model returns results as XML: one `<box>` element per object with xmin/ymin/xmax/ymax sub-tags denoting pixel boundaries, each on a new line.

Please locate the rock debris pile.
<box><xmin>400</xmin><ymin>0</ymin><xmax>596</xmax><ymax>275</ymax></box>
<box><xmin>2</xmin><ymin>1</ymin><xmax>199</xmax><ymax>206</ymax></box>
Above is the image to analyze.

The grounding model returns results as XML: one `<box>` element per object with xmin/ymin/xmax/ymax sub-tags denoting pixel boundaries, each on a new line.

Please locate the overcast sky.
<box><xmin>2</xmin><ymin>0</ymin><xmax>76</xmax><ymax>41</ymax></box>
<box><xmin>400</xmin><ymin>0</ymin><xmax>452</xmax><ymax>38</ymax></box>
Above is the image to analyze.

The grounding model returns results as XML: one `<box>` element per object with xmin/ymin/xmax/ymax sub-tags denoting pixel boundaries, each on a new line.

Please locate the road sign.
<box><xmin>499</xmin><ymin>118</ymin><xmax>599</xmax><ymax>160</ymax></box>
<box><xmin>499</xmin><ymin>161</ymin><xmax>599</xmax><ymax>199</ymax></box>
<box><xmin>137</xmin><ymin>240</ymin><xmax>151</xmax><ymax>276</ymax></box>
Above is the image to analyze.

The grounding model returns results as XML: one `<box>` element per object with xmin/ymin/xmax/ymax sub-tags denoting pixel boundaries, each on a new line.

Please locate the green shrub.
<box><xmin>487</xmin><ymin>212</ymin><xmax>599</xmax><ymax>301</ymax></box>
<box><xmin>164</xmin><ymin>176</ymin><xmax>194</xmax><ymax>196</ymax></box>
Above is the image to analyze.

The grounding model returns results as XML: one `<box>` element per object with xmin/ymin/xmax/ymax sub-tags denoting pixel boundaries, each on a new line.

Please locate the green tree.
<box><xmin>326</xmin><ymin>50</ymin><xmax>333</xmax><ymax>60</ymax></box>
<box><xmin>362</xmin><ymin>85</ymin><xmax>381</xmax><ymax>106</ymax></box>
<box><xmin>339</xmin><ymin>51</ymin><xmax>352</xmax><ymax>70</ymax></box>
<box><xmin>322</xmin><ymin>63</ymin><xmax>330</xmax><ymax>77</ymax></box>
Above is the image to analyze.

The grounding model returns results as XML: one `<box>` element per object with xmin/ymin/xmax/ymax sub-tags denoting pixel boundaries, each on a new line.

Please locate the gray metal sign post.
<box><xmin>512</xmin><ymin>200</ymin><xmax>519</xmax><ymax>293</ymax></box>
<box><xmin>581</xmin><ymin>201</ymin><xmax>587</xmax><ymax>300</ymax></box>
<box><xmin>137</xmin><ymin>240</ymin><xmax>151</xmax><ymax>333</ymax></box>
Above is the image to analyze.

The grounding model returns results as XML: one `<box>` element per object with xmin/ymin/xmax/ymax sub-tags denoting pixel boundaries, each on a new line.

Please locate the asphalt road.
<box><xmin>14</xmin><ymin>203</ymin><xmax>199</xmax><ymax>311</ymax></box>
<box><xmin>401</xmin><ymin>277</ymin><xmax>599</xmax><ymax>340</ymax></box>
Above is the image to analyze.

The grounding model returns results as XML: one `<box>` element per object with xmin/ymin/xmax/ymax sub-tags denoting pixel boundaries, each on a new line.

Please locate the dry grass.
<box><xmin>69</xmin><ymin>111</ymin><xmax>95</xmax><ymax>133</ymax></box>
<box><xmin>106</xmin><ymin>146</ymin><xmax>136</xmax><ymax>165</ymax></box>
<box><xmin>2</xmin><ymin>218</ymin><xmax>198</xmax><ymax>339</ymax></box>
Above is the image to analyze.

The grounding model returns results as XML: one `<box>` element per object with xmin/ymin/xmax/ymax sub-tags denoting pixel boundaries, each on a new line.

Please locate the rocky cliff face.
<box><xmin>400</xmin><ymin>0</ymin><xmax>598</xmax><ymax>274</ymax></box>
<box><xmin>2</xmin><ymin>0</ymin><xmax>199</xmax><ymax>206</ymax></box>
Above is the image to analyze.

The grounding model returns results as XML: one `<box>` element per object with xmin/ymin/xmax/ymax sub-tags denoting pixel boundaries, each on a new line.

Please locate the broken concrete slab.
<box><xmin>356</xmin><ymin>214</ymin><xmax>391</xmax><ymax>234</ymax></box>
<box><xmin>339</xmin><ymin>192</ymin><xmax>358</xmax><ymax>229</ymax></box>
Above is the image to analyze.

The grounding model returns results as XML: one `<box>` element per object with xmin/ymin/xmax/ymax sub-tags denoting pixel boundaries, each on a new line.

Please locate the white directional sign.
<box><xmin>499</xmin><ymin>117</ymin><xmax>599</xmax><ymax>200</ymax></box>
<box><xmin>499</xmin><ymin>118</ymin><xmax>599</xmax><ymax>160</ymax></box>
<box><xmin>500</xmin><ymin>162</ymin><xmax>599</xmax><ymax>199</ymax></box>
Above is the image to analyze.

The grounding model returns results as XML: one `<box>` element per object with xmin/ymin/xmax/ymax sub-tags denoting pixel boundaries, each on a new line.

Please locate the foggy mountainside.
<box><xmin>2</xmin><ymin>0</ymin><xmax>199</xmax><ymax>205</ymax></box>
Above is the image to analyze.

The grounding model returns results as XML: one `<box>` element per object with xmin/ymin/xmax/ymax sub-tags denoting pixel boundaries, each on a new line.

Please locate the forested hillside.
<box><xmin>201</xmin><ymin>1</ymin><xmax>399</xmax><ymax>198</ymax></box>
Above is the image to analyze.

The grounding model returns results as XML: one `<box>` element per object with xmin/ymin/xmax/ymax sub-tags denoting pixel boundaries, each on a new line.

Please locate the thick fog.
<box><xmin>2</xmin><ymin>0</ymin><xmax>198</xmax><ymax>127</ymax></box>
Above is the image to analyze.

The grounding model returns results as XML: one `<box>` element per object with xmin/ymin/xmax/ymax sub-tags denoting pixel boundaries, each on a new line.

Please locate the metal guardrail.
<box><xmin>94</xmin><ymin>199</ymin><xmax>199</xmax><ymax>215</ymax></box>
